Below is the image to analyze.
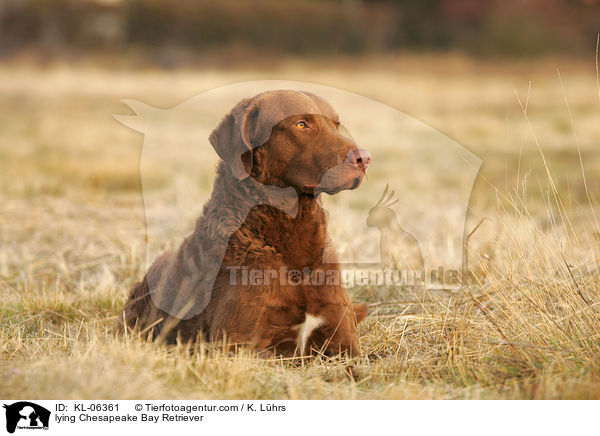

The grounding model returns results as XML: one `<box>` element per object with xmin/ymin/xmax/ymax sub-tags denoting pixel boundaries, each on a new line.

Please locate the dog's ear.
<box><xmin>209</xmin><ymin>99</ymin><xmax>261</xmax><ymax>180</ymax></box>
<box><xmin>353</xmin><ymin>303</ymin><xmax>368</xmax><ymax>324</ymax></box>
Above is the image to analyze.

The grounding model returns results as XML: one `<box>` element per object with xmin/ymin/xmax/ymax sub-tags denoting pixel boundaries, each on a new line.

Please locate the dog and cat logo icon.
<box><xmin>2</xmin><ymin>402</ymin><xmax>50</xmax><ymax>434</ymax></box>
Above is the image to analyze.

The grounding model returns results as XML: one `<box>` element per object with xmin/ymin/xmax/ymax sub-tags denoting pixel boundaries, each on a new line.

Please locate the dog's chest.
<box><xmin>245</xmin><ymin>199</ymin><xmax>327</xmax><ymax>267</ymax></box>
<box><xmin>280</xmin><ymin>215</ymin><xmax>326</xmax><ymax>267</ymax></box>
<box><xmin>293</xmin><ymin>313</ymin><xmax>324</xmax><ymax>354</ymax></box>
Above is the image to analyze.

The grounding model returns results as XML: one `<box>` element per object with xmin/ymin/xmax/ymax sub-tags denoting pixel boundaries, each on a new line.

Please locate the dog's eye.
<box><xmin>295</xmin><ymin>121</ymin><xmax>309</xmax><ymax>129</ymax></box>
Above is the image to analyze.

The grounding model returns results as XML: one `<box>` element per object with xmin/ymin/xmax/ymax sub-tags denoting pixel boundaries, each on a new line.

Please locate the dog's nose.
<box><xmin>346</xmin><ymin>148</ymin><xmax>372</xmax><ymax>171</ymax></box>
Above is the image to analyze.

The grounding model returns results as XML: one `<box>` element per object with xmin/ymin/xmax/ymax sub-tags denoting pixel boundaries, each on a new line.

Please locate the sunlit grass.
<box><xmin>1</xmin><ymin>56</ymin><xmax>600</xmax><ymax>399</ymax></box>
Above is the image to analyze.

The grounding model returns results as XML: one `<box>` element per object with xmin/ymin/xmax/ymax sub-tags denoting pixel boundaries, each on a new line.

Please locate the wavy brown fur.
<box><xmin>121</xmin><ymin>90</ymin><xmax>369</xmax><ymax>356</ymax></box>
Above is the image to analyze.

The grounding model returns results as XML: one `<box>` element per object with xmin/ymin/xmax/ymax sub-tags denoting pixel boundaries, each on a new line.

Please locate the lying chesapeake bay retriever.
<box><xmin>121</xmin><ymin>90</ymin><xmax>370</xmax><ymax>357</ymax></box>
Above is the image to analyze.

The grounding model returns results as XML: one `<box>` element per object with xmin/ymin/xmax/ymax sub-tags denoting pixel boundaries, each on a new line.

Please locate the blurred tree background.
<box><xmin>1</xmin><ymin>0</ymin><xmax>599</xmax><ymax>66</ymax></box>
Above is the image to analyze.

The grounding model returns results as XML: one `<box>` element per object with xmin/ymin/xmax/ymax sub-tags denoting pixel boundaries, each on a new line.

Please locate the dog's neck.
<box><xmin>200</xmin><ymin>162</ymin><xmax>327</xmax><ymax>267</ymax></box>
<box><xmin>211</xmin><ymin>161</ymin><xmax>324</xmax><ymax>218</ymax></box>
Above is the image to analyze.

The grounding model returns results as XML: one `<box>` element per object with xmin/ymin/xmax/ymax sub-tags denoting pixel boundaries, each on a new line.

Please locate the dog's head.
<box><xmin>209</xmin><ymin>90</ymin><xmax>371</xmax><ymax>196</ymax></box>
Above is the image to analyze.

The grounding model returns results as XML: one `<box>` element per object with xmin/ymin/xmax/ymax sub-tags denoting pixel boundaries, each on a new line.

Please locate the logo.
<box><xmin>2</xmin><ymin>402</ymin><xmax>50</xmax><ymax>434</ymax></box>
<box><xmin>115</xmin><ymin>81</ymin><xmax>482</xmax><ymax>320</ymax></box>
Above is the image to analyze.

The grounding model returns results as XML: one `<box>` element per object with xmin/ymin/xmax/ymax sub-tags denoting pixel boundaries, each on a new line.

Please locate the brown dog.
<box><xmin>121</xmin><ymin>90</ymin><xmax>370</xmax><ymax>357</ymax></box>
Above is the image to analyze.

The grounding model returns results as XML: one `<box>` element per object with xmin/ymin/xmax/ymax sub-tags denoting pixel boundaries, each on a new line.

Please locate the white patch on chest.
<box><xmin>294</xmin><ymin>313</ymin><xmax>324</xmax><ymax>355</ymax></box>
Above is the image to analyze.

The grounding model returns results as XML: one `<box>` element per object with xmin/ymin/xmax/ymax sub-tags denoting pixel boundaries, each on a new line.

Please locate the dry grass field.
<box><xmin>1</xmin><ymin>54</ymin><xmax>600</xmax><ymax>399</ymax></box>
